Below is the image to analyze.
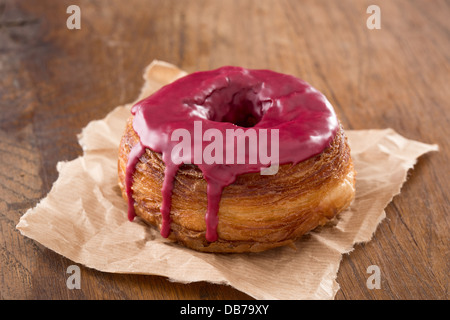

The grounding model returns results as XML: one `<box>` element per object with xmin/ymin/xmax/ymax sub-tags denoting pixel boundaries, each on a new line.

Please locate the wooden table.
<box><xmin>1</xmin><ymin>0</ymin><xmax>448</xmax><ymax>300</ymax></box>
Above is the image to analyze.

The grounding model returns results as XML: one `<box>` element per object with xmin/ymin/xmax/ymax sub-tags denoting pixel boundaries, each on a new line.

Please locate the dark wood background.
<box><xmin>0</xmin><ymin>0</ymin><xmax>448</xmax><ymax>300</ymax></box>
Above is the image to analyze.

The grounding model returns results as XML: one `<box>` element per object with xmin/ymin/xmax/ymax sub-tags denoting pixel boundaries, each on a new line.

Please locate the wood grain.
<box><xmin>0</xmin><ymin>0</ymin><xmax>448</xmax><ymax>299</ymax></box>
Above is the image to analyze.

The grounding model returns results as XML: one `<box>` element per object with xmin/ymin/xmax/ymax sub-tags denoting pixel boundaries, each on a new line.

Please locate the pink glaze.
<box><xmin>125</xmin><ymin>66</ymin><xmax>338</xmax><ymax>242</ymax></box>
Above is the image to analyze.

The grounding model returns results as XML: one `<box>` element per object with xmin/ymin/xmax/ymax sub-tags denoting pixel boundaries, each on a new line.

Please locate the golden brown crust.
<box><xmin>118</xmin><ymin>117</ymin><xmax>356</xmax><ymax>253</ymax></box>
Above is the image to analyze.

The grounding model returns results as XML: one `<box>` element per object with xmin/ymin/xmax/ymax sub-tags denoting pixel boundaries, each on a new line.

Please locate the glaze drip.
<box><xmin>125</xmin><ymin>66</ymin><xmax>338</xmax><ymax>242</ymax></box>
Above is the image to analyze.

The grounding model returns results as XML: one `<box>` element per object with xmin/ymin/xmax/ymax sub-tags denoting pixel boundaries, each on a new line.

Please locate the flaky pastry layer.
<box><xmin>118</xmin><ymin>117</ymin><xmax>356</xmax><ymax>253</ymax></box>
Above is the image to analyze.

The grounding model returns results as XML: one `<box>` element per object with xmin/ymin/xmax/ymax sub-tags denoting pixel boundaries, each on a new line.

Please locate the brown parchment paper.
<box><xmin>16</xmin><ymin>60</ymin><xmax>439</xmax><ymax>300</ymax></box>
